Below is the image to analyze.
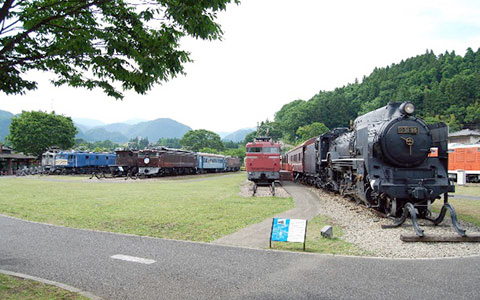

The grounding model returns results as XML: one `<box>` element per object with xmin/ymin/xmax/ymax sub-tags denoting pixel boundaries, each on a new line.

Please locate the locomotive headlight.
<box><xmin>401</xmin><ymin>102</ymin><xmax>415</xmax><ymax>115</ymax></box>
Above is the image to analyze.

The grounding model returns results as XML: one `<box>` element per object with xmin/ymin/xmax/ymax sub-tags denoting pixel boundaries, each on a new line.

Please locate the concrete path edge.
<box><xmin>0</xmin><ymin>269</ymin><xmax>103</xmax><ymax>300</ymax></box>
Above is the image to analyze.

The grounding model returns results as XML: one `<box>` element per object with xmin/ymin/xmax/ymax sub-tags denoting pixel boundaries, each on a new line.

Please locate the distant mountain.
<box><xmin>216</xmin><ymin>131</ymin><xmax>232</xmax><ymax>139</ymax></box>
<box><xmin>72</xmin><ymin>118</ymin><xmax>106</xmax><ymax>128</ymax></box>
<box><xmin>0</xmin><ymin>110</ymin><xmax>14</xmax><ymax>141</ymax></box>
<box><xmin>78</xmin><ymin>118</ymin><xmax>192</xmax><ymax>142</ymax></box>
<box><xmin>125</xmin><ymin>118</ymin><xmax>192</xmax><ymax>141</ymax></box>
<box><xmin>98</xmin><ymin>122</ymin><xmax>132</xmax><ymax>134</ymax></box>
<box><xmin>122</xmin><ymin>118</ymin><xmax>148</xmax><ymax>125</ymax></box>
<box><xmin>73</xmin><ymin>122</ymin><xmax>90</xmax><ymax>133</ymax></box>
<box><xmin>0</xmin><ymin>111</ymin><xmax>191</xmax><ymax>144</ymax></box>
<box><xmin>222</xmin><ymin>128</ymin><xmax>255</xmax><ymax>143</ymax></box>
<box><xmin>81</xmin><ymin>127</ymin><xmax>129</xmax><ymax>143</ymax></box>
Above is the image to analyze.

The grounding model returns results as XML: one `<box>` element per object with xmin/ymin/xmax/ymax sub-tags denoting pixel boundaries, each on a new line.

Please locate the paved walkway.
<box><xmin>1</xmin><ymin>213</ymin><xmax>479</xmax><ymax>300</ymax></box>
<box><xmin>212</xmin><ymin>181</ymin><xmax>322</xmax><ymax>248</ymax></box>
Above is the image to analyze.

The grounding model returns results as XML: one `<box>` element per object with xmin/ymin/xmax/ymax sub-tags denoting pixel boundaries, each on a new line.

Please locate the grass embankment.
<box><xmin>0</xmin><ymin>274</ymin><xmax>88</xmax><ymax>300</ymax></box>
<box><xmin>270</xmin><ymin>215</ymin><xmax>369</xmax><ymax>255</ymax></box>
<box><xmin>0</xmin><ymin>173</ymin><xmax>293</xmax><ymax>242</ymax></box>
<box><xmin>432</xmin><ymin>185</ymin><xmax>480</xmax><ymax>227</ymax></box>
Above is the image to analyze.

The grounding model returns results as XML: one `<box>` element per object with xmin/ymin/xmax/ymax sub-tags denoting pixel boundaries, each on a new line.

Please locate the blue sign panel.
<box><xmin>271</xmin><ymin>218</ymin><xmax>290</xmax><ymax>242</ymax></box>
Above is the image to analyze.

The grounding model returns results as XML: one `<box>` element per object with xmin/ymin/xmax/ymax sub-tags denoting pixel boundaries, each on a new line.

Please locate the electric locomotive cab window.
<box><xmin>247</xmin><ymin>147</ymin><xmax>262</xmax><ymax>153</ymax></box>
<box><xmin>263</xmin><ymin>147</ymin><xmax>280</xmax><ymax>153</ymax></box>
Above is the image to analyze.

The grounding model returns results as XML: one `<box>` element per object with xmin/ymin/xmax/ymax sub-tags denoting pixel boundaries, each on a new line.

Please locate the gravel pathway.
<box><xmin>308</xmin><ymin>187</ymin><xmax>480</xmax><ymax>258</ymax></box>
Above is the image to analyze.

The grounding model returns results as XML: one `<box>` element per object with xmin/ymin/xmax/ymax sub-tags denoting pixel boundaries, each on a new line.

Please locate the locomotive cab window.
<box><xmin>264</xmin><ymin>147</ymin><xmax>280</xmax><ymax>153</ymax></box>
<box><xmin>247</xmin><ymin>147</ymin><xmax>262</xmax><ymax>153</ymax></box>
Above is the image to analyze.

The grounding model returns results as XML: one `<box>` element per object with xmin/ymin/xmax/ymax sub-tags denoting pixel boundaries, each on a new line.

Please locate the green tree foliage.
<box><xmin>223</xmin><ymin>147</ymin><xmax>245</xmax><ymax>161</ymax></box>
<box><xmin>198</xmin><ymin>147</ymin><xmax>219</xmax><ymax>154</ymax></box>
<box><xmin>128</xmin><ymin>136</ymin><xmax>149</xmax><ymax>150</ymax></box>
<box><xmin>274</xmin><ymin>48</ymin><xmax>480</xmax><ymax>138</ymax></box>
<box><xmin>242</xmin><ymin>121</ymin><xmax>282</xmax><ymax>144</ymax></box>
<box><xmin>7</xmin><ymin>111</ymin><xmax>77</xmax><ymax>157</ymax></box>
<box><xmin>224</xmin><ymin>140</ymin><xmax>242</xmax><ymax>149</ymax></box>
<box><xmin>180</xmin><ymin>129</ymin><xmax>224</xmax><ymax>152</ymax></box>
<box><xmin>296</xmin><ymin>122</ymin><xmax>329</xmax><ymax>143</ymax></box>
<box><xmin>0</xmin><ymin>0</ymin><xmax>239</xmax><ymax>98</ymax></box>
<box><xmin>156</xmin><ymin>137</ymin><xmax>181</xmax><ymax>149</ymax></box>
<box><xmin>243</xmin><ymin>131</ymin><xmax>257</xmax><ymax>145</ymax></box>
<box><xmin>74</xmin><ymin>138</ymin><xmax>119</xmax><ymax>152</ymax></box>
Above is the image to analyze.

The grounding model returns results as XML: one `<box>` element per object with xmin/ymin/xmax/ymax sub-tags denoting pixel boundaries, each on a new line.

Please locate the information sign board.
<box><xmin>270</xmin><ymin>218</ymin><xmax>308</xmax><ymax>250</ymax></box>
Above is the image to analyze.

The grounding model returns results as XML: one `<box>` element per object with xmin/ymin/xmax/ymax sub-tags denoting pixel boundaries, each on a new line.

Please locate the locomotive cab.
<box><xmin>245</xmin><ymin>137</ymin><xmax>281</xmax><ymax>184</ymax></box>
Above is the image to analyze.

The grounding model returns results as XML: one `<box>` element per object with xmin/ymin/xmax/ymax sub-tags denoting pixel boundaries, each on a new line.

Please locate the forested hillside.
<box><xmin>0</xmin><ymin>110</ymin><xmax>14</xmax><ymax>141</ymax></box>
<box><xmin>273</xmin><ymin>48</ymin><xmax>480</xmax><ymax>143</ymax></box>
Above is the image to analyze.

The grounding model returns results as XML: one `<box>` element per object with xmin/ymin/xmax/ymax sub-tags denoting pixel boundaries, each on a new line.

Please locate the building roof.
<box><xmin>449</xmin><ymin>129</ymin><xmax>480</xmax><ymax>137</ymax></box>
<box><xmin>0</xmin><ymin>153</ymin><xmax>36</xmax><ymax>160</ymax></box>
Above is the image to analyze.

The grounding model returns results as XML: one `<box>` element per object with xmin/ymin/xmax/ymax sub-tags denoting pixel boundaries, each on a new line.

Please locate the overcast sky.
<box><xmin>1</xmin><ymin>0</ymin><xmax>480</xmax><ymax>132</ymax></box>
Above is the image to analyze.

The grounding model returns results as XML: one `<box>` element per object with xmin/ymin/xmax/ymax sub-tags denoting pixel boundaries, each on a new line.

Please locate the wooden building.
<box><xmin>0</xmin><ymin>144</ymin><xmax>37</xmax><ymax>175</ymax></box>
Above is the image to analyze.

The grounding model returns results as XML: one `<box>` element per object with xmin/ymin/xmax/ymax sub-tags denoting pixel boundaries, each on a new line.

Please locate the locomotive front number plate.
<box><xmin>397</xmin><ymin>126</ymin><xmax>418</xmax><ymax>134</ymax></box>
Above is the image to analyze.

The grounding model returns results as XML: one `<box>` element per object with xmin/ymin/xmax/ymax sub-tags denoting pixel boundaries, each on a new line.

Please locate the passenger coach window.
<box><xmin>247</xmin><ymin>147</ymin><xmax>262</xmax><ymax>153</ymax></box>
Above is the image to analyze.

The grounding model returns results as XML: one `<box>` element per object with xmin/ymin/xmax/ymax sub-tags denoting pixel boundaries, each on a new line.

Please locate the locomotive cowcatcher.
<box><xmin>245</xmin><ymin>136</ymin><xmax>281</xmax><ymax>194</ymax></box>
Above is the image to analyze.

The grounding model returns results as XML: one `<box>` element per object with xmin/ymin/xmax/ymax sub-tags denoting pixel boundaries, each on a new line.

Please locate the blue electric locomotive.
<box><xmin>54</xmin><ymin>151</ymin><xmax>116</xmax><ymax>174</ymax></box>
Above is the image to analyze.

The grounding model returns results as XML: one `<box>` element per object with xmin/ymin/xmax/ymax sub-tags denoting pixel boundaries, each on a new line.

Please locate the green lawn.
<box><xmin>0</xmin><ymin>173</ymin><xmax>293</xmax><ymax>242</ymax></box>
<box><xmin>270</xmin><ymin>215</ymin><xmax>369</xmax><ymax>256</ymax></box>
<box><xmin>0</xmin><ymin>274</ymin><xmax>88</xmax><ymax>300</ymax></box>
<box><xmin>454</xmin><ymin>185</ymin><xmax>480</xmax><ymax>197</ymax></box>
<box><xmin>432</xmin><ymin>197</ymin><xmax>480</xmax><ymax>227</ymax></box>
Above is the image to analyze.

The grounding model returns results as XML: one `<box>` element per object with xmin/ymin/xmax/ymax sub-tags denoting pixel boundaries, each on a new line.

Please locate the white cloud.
<box><xmin>1</xmin><ymin>0</ymin><xmax>479</xmax><ymax>132</ymax></box>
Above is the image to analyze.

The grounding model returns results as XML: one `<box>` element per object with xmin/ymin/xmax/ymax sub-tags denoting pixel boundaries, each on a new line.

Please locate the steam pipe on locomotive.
<box><xmin>289</xmin><ymin>102</ymin><xmax>465</xmax><ymax>237</ymax></box>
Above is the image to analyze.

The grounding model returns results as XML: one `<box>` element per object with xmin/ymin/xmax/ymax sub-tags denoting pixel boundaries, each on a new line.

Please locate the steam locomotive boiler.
<box><xmin>287</xmin><ymin>102</ymin><xmax>465</xmax><ymax>237</ymax></box>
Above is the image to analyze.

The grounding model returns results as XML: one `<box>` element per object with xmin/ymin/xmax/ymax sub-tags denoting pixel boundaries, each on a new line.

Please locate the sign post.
<box><xmin>270</xmin><ymin>218</ymin><xmax>308</xmax><ymax>251</ymax></box>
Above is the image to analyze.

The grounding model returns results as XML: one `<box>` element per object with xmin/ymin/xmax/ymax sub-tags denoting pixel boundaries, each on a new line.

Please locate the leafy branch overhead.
<box><xmin>0</xmin><ymin>0</ymin><xmax>239</xmax><ymax>99</ymax></box>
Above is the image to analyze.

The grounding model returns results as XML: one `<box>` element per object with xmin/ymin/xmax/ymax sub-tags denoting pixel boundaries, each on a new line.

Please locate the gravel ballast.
<box><xmin>308</xmin><ymin>187</ymin><xmax>480</xmax><ymax>258</ymax></box>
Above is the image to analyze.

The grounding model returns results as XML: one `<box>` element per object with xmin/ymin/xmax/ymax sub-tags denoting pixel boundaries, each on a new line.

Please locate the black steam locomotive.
<box><xmin>285</xmin><ymin>102</ymin><xmax>465</xmax><ymax>237</ymax></box>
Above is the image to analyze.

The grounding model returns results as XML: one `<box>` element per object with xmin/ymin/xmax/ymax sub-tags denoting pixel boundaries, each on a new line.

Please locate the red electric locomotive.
<box><xmin>245</xmin><ymin>136</ymin><xmax>281</xmax><ymax>194</ymax></box>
